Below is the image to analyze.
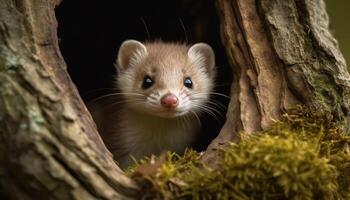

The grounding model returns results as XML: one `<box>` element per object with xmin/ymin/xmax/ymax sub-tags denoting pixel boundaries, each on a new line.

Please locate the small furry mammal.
<box><xmin>89</xmin><ymin>40</ymin><xmax>216</xmax><ymax>168</ymax></box>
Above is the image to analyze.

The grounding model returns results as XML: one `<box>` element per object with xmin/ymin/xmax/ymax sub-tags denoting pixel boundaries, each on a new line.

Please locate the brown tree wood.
<box><xmin>0</xmin><ymin>0</ymin><xmax>138</xmax><ymax>199</ymax></box>
<box><xmin>0</xmin><ymin>0</ymin><xmax>349</xmax><ymax>199</ymax></box>
<box><xmin>203</xmin><ymin>0</ymin><xmax>350</xmax><ymax>164</ymax></box>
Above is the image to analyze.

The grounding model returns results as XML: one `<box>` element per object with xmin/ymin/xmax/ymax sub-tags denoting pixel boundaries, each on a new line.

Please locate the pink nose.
<box><xmin>161</xmin><ymin>94</ymin><xmax>178</xmax><ymax>108</ymax></box>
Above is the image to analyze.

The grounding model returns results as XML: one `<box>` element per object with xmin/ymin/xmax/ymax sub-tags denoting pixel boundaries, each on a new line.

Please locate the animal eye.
<box><xmin>142</xmin><ymin>75</ymin><xmax>154</xmax><ymax>89</ymax></box>
<box><xmin>184</xmin><ymin>77</ymin><xmax>193</xmax><ymax>89</ymax></box>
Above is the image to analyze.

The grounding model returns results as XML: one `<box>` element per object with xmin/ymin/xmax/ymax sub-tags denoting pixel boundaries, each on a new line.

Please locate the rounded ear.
<box><xmin>117</xmin><ymin>40</ymin><xmax>147</xmax><ymax>72</ymax></box>
<box><xmin>188</xmin><ymin>43</ymin><xmax>216</xmax><ymax>76</ymax></box>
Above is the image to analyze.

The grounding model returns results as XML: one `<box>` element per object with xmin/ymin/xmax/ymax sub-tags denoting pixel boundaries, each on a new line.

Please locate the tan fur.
<box><xmin>89</xmin><ymin>40</ymin><xmax>216</xmax><ymax>168</ymax></box>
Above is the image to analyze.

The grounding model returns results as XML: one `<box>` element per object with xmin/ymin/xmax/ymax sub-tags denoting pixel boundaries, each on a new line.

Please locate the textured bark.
<box><xmin>0</xmin><ymin>0</ymin><xmax>138</xmax><ymax>199</ymax></box>
<box><xmin>203</xmin><ymin>0</ymin><xmax>350</xmax><ymax>164</ymax></box>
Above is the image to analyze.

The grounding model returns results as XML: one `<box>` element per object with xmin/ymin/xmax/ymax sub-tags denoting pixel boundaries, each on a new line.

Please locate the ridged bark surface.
<box><xmin>204</xmin><ymin>0</ymin><xmax>350</xmax><ymax>164</ymax></box>
<box><xmin>0</xmin><ymin>0</ymin><xmax>138</xmax><ymax>199</ymax></box>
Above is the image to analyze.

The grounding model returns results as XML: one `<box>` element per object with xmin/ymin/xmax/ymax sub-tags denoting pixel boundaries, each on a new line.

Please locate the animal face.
<box><xmin>116</xmin><ymin>40</ymin><xmax>216</xmax><ymax>118</ymax></box>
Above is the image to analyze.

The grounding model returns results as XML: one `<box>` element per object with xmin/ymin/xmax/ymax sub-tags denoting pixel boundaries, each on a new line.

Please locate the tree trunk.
<box><xmin>204</xmin><ymin>0</ymin><xmax>350</xmax><ymax>163</ymax></box>
<box><xmin>0</xmin><ymin>0</ymin><xmax>348</xmax><ymax>199</ymax></box>
<box><xmin>0</xmin><ymin>0</ymin><xmax>138</xmax><ymax>199</ymax></box>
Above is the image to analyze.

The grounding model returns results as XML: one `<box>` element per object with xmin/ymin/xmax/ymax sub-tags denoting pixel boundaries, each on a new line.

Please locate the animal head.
<box><xmin>116</xmin><ymin>39</ymin><xmax>216</xmax><ymax>118</ymax></box>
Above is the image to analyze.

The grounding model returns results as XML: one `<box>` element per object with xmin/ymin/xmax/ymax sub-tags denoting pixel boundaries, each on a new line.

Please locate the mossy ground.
<box><xmin>127</xmin><ymin>107</ymin><xmax>350</xmax><ymax>200</ymax></box>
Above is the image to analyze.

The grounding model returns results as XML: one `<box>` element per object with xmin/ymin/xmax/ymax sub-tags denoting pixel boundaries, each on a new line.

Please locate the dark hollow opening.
<box><xmin>55</xmin><ymin>0</ymin><xmax>232</xmax><ymax>152</ymax></box>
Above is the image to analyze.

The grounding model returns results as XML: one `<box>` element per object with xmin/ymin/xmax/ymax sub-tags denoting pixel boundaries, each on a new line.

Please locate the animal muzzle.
<box><xmin>160</xmin><ymin>93</ymin><xmax>179</xmax><ymax>108</ymax></box>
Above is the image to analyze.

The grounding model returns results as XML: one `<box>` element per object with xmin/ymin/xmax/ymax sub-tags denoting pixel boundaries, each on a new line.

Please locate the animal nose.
<box><xmin>161</xmin><ymin>94</ymin><xmax>178</xmax><ymax>108</ymax></box>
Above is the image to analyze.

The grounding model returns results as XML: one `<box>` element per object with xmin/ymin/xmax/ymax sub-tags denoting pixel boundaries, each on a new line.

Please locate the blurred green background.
<box><xmin>326</xmin><ymin>0</ymin><xmax>350</xmax><ymax>66</ymax></box>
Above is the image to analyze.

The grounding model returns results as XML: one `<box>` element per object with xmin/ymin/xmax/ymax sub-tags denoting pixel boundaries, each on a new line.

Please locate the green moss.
<box><xmin>128</xmin><ymin>107</ymin><xmax>350</xmax><ymax>200</ymax></box>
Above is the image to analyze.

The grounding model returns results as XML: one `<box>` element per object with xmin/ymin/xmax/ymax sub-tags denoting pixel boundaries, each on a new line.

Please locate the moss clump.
<box><xmin>128</xmin><ymin>107</ymin><xmax>350</xmax><ymax>200</ymax></box>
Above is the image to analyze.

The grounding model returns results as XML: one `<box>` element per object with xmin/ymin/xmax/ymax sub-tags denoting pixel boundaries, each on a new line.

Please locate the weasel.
<box><xmin>89</xmin><ymin>40</ymin><xmax>216</xmax><ymax>168</ymax></box>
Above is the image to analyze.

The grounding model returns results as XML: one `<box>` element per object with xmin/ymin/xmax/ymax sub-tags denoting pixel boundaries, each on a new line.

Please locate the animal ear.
<box><xmin>188</xmin><ymin>43</ymin><xmax>216</xmax><ymax>76</ymax></box>
<box><xmin>117</xmin><ymin>40</ymin><xmax>147</xmax><ymax>72</ymax></box>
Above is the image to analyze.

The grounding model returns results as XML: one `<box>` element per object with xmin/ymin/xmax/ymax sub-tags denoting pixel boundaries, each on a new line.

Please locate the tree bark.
<box><xmin>0</xmin><ymin>0</ymin><xmax>349</xmax><ymax>199</ymax></box>
<box><xmin>203</xmin><ymin>0</ymin><xmax>350</xmax><ymax>163</ymax></box>
<box><xmin>0</xmin><ymin>0</ymin><xmax>138</xmax><ymax>199</ymax></box>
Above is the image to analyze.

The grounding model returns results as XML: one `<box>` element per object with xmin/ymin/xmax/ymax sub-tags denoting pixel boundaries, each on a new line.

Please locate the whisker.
<box><xmin>192</xmin><ymin>92</ymin><xmax>231</xmax><ymax>99</ymax></box>
<box><xmin>81</xmin><ymin>88</ymin><xmax>118</xmax><ymax>97</ymax></box>
<box><xmin>190</xmin><ymin>111</ymin><xmax>201</xmax><ymax>127</ymax></box>
<box><xmin>181</xmin><ymin>116</ymin><xmax>188</xmax><ymax>133</ymax></box>
<box><xmin>213</xmin><ymin>83</ymin><xmax>232</xmax><ymax>88</ymax></box>
<box><xmin>201</xmin><ymin>104</ymin><xmax>224</xmax><ymax>119</ymax></box>
<box><xmin>208</xmin><ymin>99</ymin><xmax>227</xmax><ymax>110</ymax></box>
<box><xmin>140</xmin><ymin>17</ymin><xmax>151</xmax><ymax>41</ymax></box>
<box><xmin>207</xmin><ymin>101</ymin><xmax>226</xmax><ymax>111</ymax></box>
<box><xmin>188</xmin><ymin>96</ymin><xmax>226</xmax><ymax>112</ymax></box>
<box><xmin>191</xmin><ymin>104</ymin><xmax>222</xmax><ymax>124</ymax></box>
<box><xmin>106</xmin><ymin>100</ymin><xmax>145</xmax><ymax>107</ymax></box>
<box><xmin>208</xmin><ymin>92</ymin><xmax>231</xmax><ymax>99</ymax></box>
<box><xmin>147</xmin><ymin>97</ymin><xmax>158</xmax><ymax>102</ymax></box>
<box><xmin>192</xmin><ymin>102</ymin><xmax>222</xmax><ymax>115</ymax></box>
<box><xmin>88</xmin><ymin>92</ymin><xmax>145</xmax><ymax>105</ymax></box>
<box><xmin>178</xmin><ymin>17</ymin><xmax>188</xmax><ymax>44</ymax></box>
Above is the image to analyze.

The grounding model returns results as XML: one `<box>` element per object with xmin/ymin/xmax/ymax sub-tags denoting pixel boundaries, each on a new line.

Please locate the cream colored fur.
<box><xmin>89</xmin><ymin>40</ymin><xmax>216</xmax><ymax>168</ymax></box>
